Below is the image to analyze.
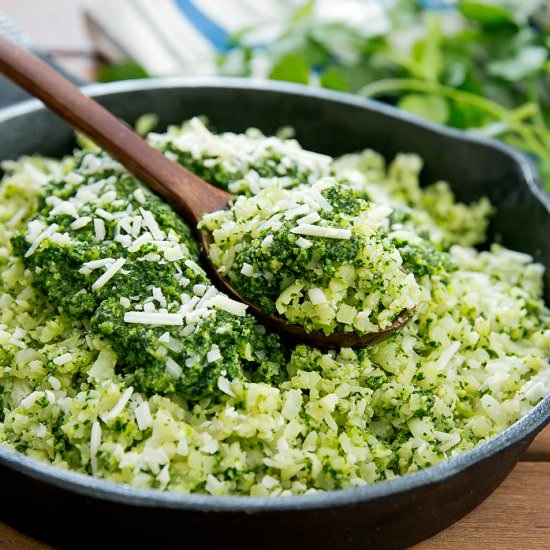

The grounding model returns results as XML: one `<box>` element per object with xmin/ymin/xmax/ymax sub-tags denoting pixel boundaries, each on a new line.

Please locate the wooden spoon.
<box><xmin>0</xmin><ymin>36</ymin><xmax>411</xmax><ymax>348</ymax></box>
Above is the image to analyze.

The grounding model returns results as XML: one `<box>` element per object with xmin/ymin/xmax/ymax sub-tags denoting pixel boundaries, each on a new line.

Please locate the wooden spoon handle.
<box><xmin>0</xmin><ymin>35</ymin><xmax>230</xmax><ymax>225</ymax></box>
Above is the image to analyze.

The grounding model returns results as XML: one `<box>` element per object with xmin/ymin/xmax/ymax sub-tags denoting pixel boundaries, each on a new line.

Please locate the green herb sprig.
<box><xmin>218</xmin><ymin>0</ymin><xmax>550</xmax><ymax>187</ymax></box>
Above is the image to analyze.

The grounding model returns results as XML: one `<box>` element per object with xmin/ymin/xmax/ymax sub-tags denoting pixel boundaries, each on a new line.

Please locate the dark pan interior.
<box><xmin>0</xmin><ymin>78</ymin><xmax>549</xmax><ymax>550</ymax></box>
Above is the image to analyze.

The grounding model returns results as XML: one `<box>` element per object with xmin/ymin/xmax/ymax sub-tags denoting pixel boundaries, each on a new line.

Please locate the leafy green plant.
<box><xmin>97</xmin><ymin>60</ymin><xmax>149</xmax><ymax>83</ymax></box>
<box><xmin>218</xmin><ymin>0</ymin><xmax>550</xmax><ymax>188</ymax></box>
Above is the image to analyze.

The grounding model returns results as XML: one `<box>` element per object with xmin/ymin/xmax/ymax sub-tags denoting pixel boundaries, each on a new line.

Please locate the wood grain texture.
<box><xmin>523</xmin><ymin>425</ymin><xmax>550</xmax><ymax>460</ymax></box>
<box><xmin>416</xmin><ymin>462</ymin><xmax>550</xmax><ymax>549</ymax></box>
<box><xmin>0</xmin><ymin>521</ymin><xmax>49</xmax><ymax>550</ymax></box>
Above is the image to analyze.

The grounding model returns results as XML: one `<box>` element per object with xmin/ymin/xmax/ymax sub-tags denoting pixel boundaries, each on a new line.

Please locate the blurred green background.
<box><xmin>98</xmin><ymin>0</ymin><xmax>550</xmax><ymax>189</ymax></box>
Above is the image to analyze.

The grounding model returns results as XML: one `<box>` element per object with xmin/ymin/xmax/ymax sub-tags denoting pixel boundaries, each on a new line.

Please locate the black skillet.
<box><xmin>0</xmin><ymin>78</ymin><xmax>549</xmax><ymax>550</ymax></box>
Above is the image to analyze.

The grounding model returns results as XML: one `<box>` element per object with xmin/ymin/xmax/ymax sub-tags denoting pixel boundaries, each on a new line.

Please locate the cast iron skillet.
<box><xmin>0</xmin><ymin>78</ymin><xmax>550</xmax><ymax>550</ymax></box>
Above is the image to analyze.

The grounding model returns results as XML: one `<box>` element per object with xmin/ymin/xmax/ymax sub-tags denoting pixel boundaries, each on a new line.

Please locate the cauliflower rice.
<box><xmin>0</xmin><ymin>118</ymin><xmax>549</xmax><ymax>496</ymax></box>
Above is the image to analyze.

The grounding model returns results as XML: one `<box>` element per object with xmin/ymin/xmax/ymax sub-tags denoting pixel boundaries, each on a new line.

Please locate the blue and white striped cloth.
<box><xmin>85</xmin><ymin>0</ymin><xmax>292</xmax><ymax>75</ymax></box>
<box><xmin>84</xmin><ymin>0</ymin><xmax>455</xmax><ymax>77</ymax></box>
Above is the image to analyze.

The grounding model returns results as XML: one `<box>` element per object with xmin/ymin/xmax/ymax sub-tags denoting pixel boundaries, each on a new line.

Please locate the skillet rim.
<box><xmin>0</xmin><ymin>76</ymin><xmax>549</xmax><ymax>512</ymax></box>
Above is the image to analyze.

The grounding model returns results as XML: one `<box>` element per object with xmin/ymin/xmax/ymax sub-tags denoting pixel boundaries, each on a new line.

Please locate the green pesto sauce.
<box><xmin>162</xmin><ymin>145</ymin><xmax>311</xmax><ymax>193</ymax></box>
<box><xmin>15</xmin><ymin>151</ymin><xmax>285</xmax><ymax>401</ymax></box>
<box><xmin>12</xmin><ymin>145</ymin><xmax>456</xmax><ymax>402</ymax></box>
<box><xmin>228</xmin><ymin>186</ymin><xmax>367</xmax><ymax>317</ymax></box>
<box><xmin>202</xmin><ymin>181</ymin><xmax>421</xmax><ymax>335</ymax></box>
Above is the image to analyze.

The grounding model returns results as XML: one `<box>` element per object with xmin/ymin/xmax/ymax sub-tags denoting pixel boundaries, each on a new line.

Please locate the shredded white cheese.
<box><xmin>90</xmin><ymin>421</ymin><xmax>101</xmax><ymax>475</ymax></box>
<box><xmin>53</xmin><ymin>353</ymin><xmax>72</xmax><ymax>366</ymax></box>
<box><xmin>25</xmin><ymin>223</ymin><xmax>59</xmax><ymax>257</ymax></box>
<box><xmin>80</xmin><ymin>258</ymin><xmax>115</xmax><ymax>273</ymax></box>
<box><xmin>184</xmin><ymin>259</ymin><xmax>206</xmax><ymax>276</ymax></box>
<box><xmin>261</xmin><ymin>234</ymin><xmax>274</xmax><ymax>248</ymax></box>
<box><xmin>128</xmin><ymin>232</ymin><xmax>152</xmax><ymax>252</ymax></box>
<box><xmin>91</xmin><ymin>258</ymin><xmax>126</xmax><ymax>291</ymax></box>
<box><xmin>308</xmin><ymin>288</ymin><xmax>327</xmax><ymax>305</ymax></box>
<box><xmin>207</xmin><ymin>344</ymin><xmax>222</xmax><ymax>363</ymax></box>
<box><xmin>101</xmin><ymin>387</ymin><xmax>134</xmax><ymax>423</ymax></box>
<box><xmin>94</xmin><ymin>218</ymin><xmax>106</xmax><ymax>241</ymax></box>
<box><xmin>166</xmin><ymin>357</ymin><xmax>183</xmax><ymax>378</ymax></box>
<box><xmin>296</xmin><ymin>212</ymin><xmax>321</xmax><ymax>225</ymax></box>
<box><xmin>285</xmin><ymin>204</ymin><xmax>310</xmax><ymax>219</ymax></box>
<box><xmin>208</xmin><ymin>295</ymin><xmax>248</xmax><ymax>316</ymax></box>
<box><xmin>133</xmin><ymin>188</ymin><xmax>146</xmax><ymax>205</ymax></box>
<box><xmin>134</xmin><ymin>401</ymin><xmax>153</xmax><ymax>431</ymax></box>
<box><xmin>140</xmin><ymin>208</ymin><xmax>164</xmax><ymax>240</ymax></box>
<box><xmin>124</xmin><ymin>311</ymin><xmax>184</xmax><ymax>326</ymax></box>
<box><xmin>96</xmin><ymin>208</ymin><xmax>114</xmax><ymax>221</ymax></box>
<box><xmin>291</xmin><ymin>224</ymin><xmax>351</xmax><ymax>240</ymax></box>
<box><xmin>296</xmin><ymin>237</ymin><xmax>313</xmax><ymax>249</ymax></box>
<box><xmin>240</xmin><ymin>263</ymin><xmax>254</xmax><ymax>277</ymax></box>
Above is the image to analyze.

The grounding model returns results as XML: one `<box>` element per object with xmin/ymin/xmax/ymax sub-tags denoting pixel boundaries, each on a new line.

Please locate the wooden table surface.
<box><xmin>0</xmin><ymin>1</ymin><xmax>549</xmax><ymax>548</ymax></box>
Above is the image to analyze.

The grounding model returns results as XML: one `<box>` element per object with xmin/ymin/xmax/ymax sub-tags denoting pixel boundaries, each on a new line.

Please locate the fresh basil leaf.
<box><xmin>398</xmin><ymin>94</ymin><xmax>450</xmax><ymax>124</ymax></box>
<box><xmin>459</xmin><ymin>1</ymin><xmax>514</xmax><ymax>26</ymax></box>
<box><xmin>320</xmin><ymin>66</ymin><xmax>349</xmax><ymax>91</ymax></box>
<box><xmin>489</xmin><ymin>46</ymin><xmax>548</xmax><ymax>80</ymax></box>
<box><xmin>97</xmin><ymin>61</ymin><xmax>149</xmax><ymax>83</ymax></box>
<box><xmin>540</xmin><ymin>159</ymin><xmax>550</xmax><ymax>185</ymax></box>
<box><xmin>460</xmin><ymin>0</ymin><xmax>544</xmax><ymax>27</ymax></box>
<box><xmin>268</xmin><ymin>53</ymin><xmax>310</xmax><ymax>84</ymax></box>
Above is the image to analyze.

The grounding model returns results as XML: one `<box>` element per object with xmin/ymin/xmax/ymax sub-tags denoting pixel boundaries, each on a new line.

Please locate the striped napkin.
<box><xmin>83</xmin><ymin>0</ymin><xmax>410</xmax><ymax>77</ymax></box>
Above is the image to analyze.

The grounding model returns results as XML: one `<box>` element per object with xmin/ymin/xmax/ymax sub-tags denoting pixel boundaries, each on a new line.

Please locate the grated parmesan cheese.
<box><xmin>184</xmin><ymin>259</ymin><xmax>206</xmax><ymax>276</ymax></box>
<box><xmin>91</xmin><ymin>258</ymin><xmax>126</xmax><ymax>291</ymax></box>
<box><xmin>261</xmin><ymin>234</ymin><xmax>274</xmax><ymax>248</ymax></box>
<box><xmin>140</xmin><ymin>208</ymin><xmax>164</xmax><ymax>240</ymax></box>
<box><xmin>133</xmin><ymin>188</ymin><xmax>146</xmax><ymax>204</ymax></box>
<box><xmin>25</xmin><ymin>223</ymin><xmax>59</xmax><ymax>257</ymax></box>
<box><xmin>207</xmin><ymin>344</ymin><xmax>222</xmax><ymax>363</ymax></box>
<box><xmin>96</xmin><ymin>208</ymin><xmax>114</xmax><ymax>221</ymax></box>
<box><xmin>166</xmin><ymin>357</ymin><xmax>183</xmax><ymax>378</ymax></box>
<box><xmin>296</xmin><ymin>237</ymin><xmax>313</xmax><ymax>249</ymax></box>
<box><xmin>134</xmin><ymin>401</ymin><xmax>153</xmax><ymax>430</ymax></box>
<box><xmin>296</xmin><ymin>212</ymin><xmax>321</xmax><ymax>225</ymax></box>
<box><xmin>101</xmin><ymin>387</ymin><xmax>134</xmax><ymax>423</ymax></box>
<box><xmin>240</xmin><ymin>263</ymin><xmax>254</xmax><ymax>277</ymax></box>
<box><xmin>290</xmin><ymin>224</ymin><xmax>351</xmax><ymax>240</ymax></box>
<box><xmin>90</xmin><ymin>421</ymin><xmax>101</xmax><ymax>475</ymax></box>
<box><xmin>128</xmin><ymin>232</ymin><xmax>152</xmax><ymax>252</ymax></box>
<box><xmin>308</xmin><ymin>288</ymin><xmax>327</xmax><ymax>305</ymax></box>
<box><xmin>80</xmin><ymin>258</ymin><xmax>115</xmax><ymax>272</ymax></box>
<box><xmin>124</xmin><ymin>311</ymin><xmax>184</xmax><ymax>326</ymax></box>
<box><xmin>209</xmin><ymin>295</ymin><xmax>248</xmax><ymax>316</ymax></box>
<box><xmin>53</xmin><ymin>353</ymin><xmax>72</xmax><ymax>366</ymax></box>
<box><xmin>94</xmin><ymin>218</ymin><xmax>106</xmax><ymax>241</ymax></box>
